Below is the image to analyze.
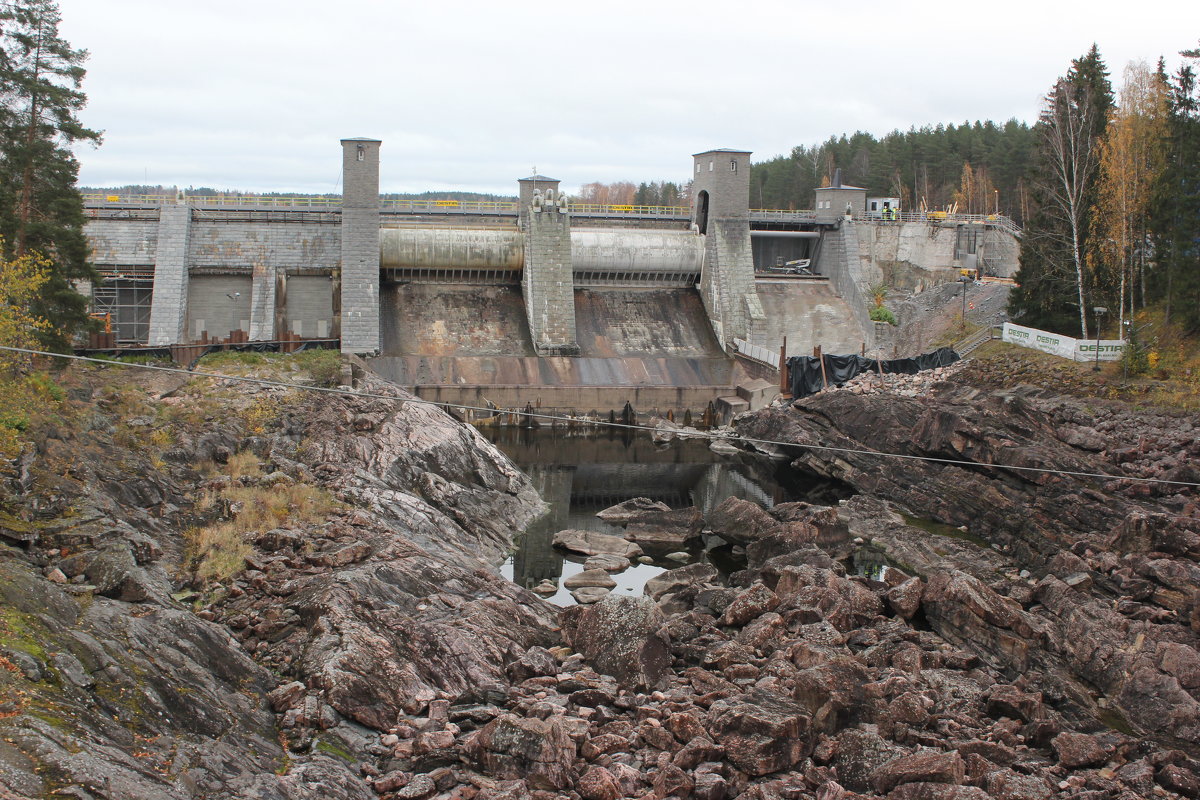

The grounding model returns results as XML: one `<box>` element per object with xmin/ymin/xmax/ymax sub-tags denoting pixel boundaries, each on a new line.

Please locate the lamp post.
<box><xmin>1122</xmin><ymin>319</ymin><xmax>1130</xmax><ymax>382</ymax></box>
<box><xmin>1092</xmin><ymin>306</ymin><xmax>1107</xmax><ymax>372</ymax></box>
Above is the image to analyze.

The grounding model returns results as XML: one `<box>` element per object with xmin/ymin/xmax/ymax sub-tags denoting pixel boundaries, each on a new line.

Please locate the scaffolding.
<box><xmin>91</xmin><ymin>278</ymin><xmax>153</xmax><ymax>344</ymax></box>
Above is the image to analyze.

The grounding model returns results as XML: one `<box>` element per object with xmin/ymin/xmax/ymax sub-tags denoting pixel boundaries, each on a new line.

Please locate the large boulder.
<box><xmin>645</xmin><ymin>562</ymin><xmax>718</xmax><ymax>602</ymax></box>
<box><xmin>707</xmin><ymin>497</ymin><xmax>784</xmax><ymax>545</ymax></box>
<box><xmin>463</xmin><ymin>714</ymin><xmax>577</xmax><ymax>790</ymax></box>
<box><xmin>869</xmin><ymin>750</ymin><xmax>965</xmax><ymax>795</ymax></box>
<box><xmin>561</xmin><ymin>595</ymin><xmax>671</xmax><ymax>690</ymax></box>
<box><xmin>623</xmin><ymin>508</ymin><xmax>704</xmax><ymax>552</ymax></box>
<box><xmin>553</xmin><ymin>529</ymin><xmax>643</xmax><ymax>559</ymax></box>
<box><xmin>707</xmin><ymin>689</ymin><xmax>812</xmax><ymax>776</ymax></box>
<box><xmin>596</xmin><ymin>497</ymin><xmax>670</xmax><ymax>524</ymax></box>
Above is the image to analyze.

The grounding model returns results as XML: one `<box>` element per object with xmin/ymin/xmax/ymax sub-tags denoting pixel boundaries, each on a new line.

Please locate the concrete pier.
<box><xmin>340</xmin><ymin>138</ymin><xmax>382</xmax><ymax>354</ymax></box>
<box><xmin>145</xmin><ymin>203</ymin><xmax>191</xmax><ymax>346</ymax></box>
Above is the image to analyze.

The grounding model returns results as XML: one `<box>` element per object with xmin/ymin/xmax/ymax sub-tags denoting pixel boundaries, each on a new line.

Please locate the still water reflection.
<box><xmin>484</xmin><ymin>427</ymin><xmax>794</xmax><ymax>606</ymax></box>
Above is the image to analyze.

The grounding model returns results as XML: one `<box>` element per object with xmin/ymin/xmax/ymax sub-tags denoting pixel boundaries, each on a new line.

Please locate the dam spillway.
<box><xmin>371</xmin><ymin>284</ymin><xmax>742</xmax><ymax>417</ymax></box>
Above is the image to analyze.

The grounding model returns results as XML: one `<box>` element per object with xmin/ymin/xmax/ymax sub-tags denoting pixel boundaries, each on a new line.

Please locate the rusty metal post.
<box><xmin>779</xmin><ymin>336</ymin><xmax>788</xmax><ymax>396</ymax></box>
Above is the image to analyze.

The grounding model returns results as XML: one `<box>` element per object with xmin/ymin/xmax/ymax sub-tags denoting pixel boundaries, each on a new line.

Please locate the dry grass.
<box><xmin>185</xmin><ymin>482</ymin><xmax>340</xmax><ymax>585</ymax></box>
<box><xmin>226</xmin><ymin>450</ymin><xmax>262</xmax><ymax>480</ymax></box>
<box><xmin>188</xmin><ymin>521</ymin><xmax>254</xmax><ymax>584</ymax></box>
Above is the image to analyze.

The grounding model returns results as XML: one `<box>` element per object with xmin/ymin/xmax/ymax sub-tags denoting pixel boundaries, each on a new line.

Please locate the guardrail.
<box><xmin>83</xmin><ymin>194</ymin><xmax>692</xmax><ymax>217</ymax></box>
<box><xmin>732</xmin><ymin>338</ymin><xmax>780</xmax><ymax>369</ymax></box>
<box><xmin>749</xmin><ymin>209</ymin><xmax>817</xmax><ymax>221</ymax></box>
<box><xmin>380</xmin><ymin>199</ymin><xmax>518</xmax><ymax>214</ymax></box>
<box><xmin>856</xmin><ymin>210</ymin><xmax>1022</xmax><ymax>236</ymax></box>
<box><xmin>83</xmin><ymin>193</ymin><xmax>344</xmax><ymax>208</ymax></box>
<box><xmin>570</xmin><ymin>203</ymin><xmax>689</xmax><ymax>216</ymax></box>
<box><xmin>952</xmin><ymin>325</ymin><xmax>1000</xmax><ymax>357</ymax></box>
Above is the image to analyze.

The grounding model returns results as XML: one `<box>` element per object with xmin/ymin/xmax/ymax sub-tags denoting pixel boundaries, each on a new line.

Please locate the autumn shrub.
<box><xmin>0</xmin><ymin>245</ymin><xmax>57</xmax><ymax>467</ymax></box>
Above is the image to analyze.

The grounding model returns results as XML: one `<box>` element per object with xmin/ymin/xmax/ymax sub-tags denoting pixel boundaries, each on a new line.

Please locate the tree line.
<box><xmin>1010</xmin><ymin>43</ymin><xmax>1200</xmax><ymax>338</ymax></box>
<box><xmin>749</xmin><ymin>121</ymin><xmax>1038</xmax><ymax>220</ymax></box>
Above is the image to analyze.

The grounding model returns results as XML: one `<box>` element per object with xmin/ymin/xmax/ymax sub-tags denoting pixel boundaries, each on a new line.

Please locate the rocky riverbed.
<box><xmin>1</xmin><ymin>353</ymin><xmax>1198</xmax><ymax>799</ymax></box>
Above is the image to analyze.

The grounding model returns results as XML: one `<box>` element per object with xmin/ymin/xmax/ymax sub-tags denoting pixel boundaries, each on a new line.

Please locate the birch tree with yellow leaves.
<box><xmin>1090</xmin><ymin>61</ymin><xmax>1170</xmax><ymax>328</ymax></box>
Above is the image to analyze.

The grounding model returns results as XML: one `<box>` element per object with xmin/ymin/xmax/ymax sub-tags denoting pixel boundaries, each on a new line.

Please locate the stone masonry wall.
<box><xmin>145</xmin><ymin>205</ymin><xmax>192</xmax><ymax>346</ymax></box>
<box><xmin>818</xmin><ymin>222</ymin><xmax>874</xmax><ymax>350</ymax></box>
<box><xmin>85</xmin><ymin>218</ymin><xmax>159</xmax><ymax>267</ymax></box>
<box><xmin>189</xmin><ymin>221</ymin><xmax>339</xmax><ymax>272</ymax></box>
<box><xmin>699</xmin><ymin>220</ymin><xmax>759</xmax><ymax>346</ymax></box>
<box><xmin>522</xmin><ymin>208</ymin><xmax>579</xmax><ymax>355</ymax></box>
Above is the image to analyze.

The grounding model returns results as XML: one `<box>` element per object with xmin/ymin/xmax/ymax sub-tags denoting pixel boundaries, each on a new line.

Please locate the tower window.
<box><xmin>730</xmin><ymin>160</ymin><xmax>737</xmax><ymax>172</ymax></box>
<box><xmin>709</xmin><ymin>161</ymin><xmax>714</xmax><ymax>171</ymax></box>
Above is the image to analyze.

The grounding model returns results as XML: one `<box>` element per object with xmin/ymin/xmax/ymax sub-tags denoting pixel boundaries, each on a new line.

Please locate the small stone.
<box><xmin>583</xmin><ymin>553</ymin><xmax>630</xmax><ymax>573</ymax></box>
<box><xmin>665</xmin><ymin>551</ymin><xmax>690</xmax><ymax>562</ymax></box>
<box><xmin>564</xmin><ymin>570</ymin><xmax>617</xmax><ymax>591</ymax></box>
<box><xmin>572</xmin><ymin>586</ymin><xmax>612</xmax><ymax>604</ymax></box>
<box><xmin>532</xmin><ymin>579</ymin><xmax>558</xmax><ymax>596</ymax></box>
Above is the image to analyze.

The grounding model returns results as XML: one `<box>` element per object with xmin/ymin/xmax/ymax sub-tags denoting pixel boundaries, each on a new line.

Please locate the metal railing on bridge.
<box><xmin>380</xmin><ymin>198</ymin><xmax>517</xmax><ymax>214</ymax></box>
<box><xmin>569</xmin><ymin>203</ymin><xmax>689</xmax><ymax>217</ymax></box>
<box><xmin>85</xmin><ymin>193</ymin><xmax>692</xmax><ymax>217</ymax></box>
<box><xmin>749</xmin><ymin>209</ymin><xmax>818</xmax><ymax>222</ymax></box>
<box><xmin>856</xmin><ymin>210</ymin><xmax>1022</xmax><ymax>236</ymax></box>
<box><xmin>83</xmin><ymin>192</ymin><xmax>343</xmax><ymax>209</ymax></box>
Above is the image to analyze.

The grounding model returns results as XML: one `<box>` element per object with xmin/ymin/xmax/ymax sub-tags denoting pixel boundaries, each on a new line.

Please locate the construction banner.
<box><xmin>1001</xmin><ymin>323</ymin><xmax>1125</xmax><ymax>362</ymax></box>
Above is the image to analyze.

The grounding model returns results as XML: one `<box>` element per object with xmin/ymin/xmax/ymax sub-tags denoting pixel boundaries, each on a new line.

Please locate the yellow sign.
<box><xmin>434</xmin><ymin>200</ymin><xmax>460</xmax><ymax>207</ymax></box>
<box><xmin>106</xmin><ymin>195</ymin><xmax>120</xmax><ymax>202</ymax></box>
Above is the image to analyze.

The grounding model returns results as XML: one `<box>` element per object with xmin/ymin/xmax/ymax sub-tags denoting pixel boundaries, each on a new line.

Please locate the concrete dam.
<box><xmin>82</xmin><ymin>138</ymin><xmax>1021</xmax><ymax>419</ymax></box>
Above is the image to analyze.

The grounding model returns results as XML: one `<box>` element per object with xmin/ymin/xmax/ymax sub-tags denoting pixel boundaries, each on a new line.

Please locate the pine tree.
<box><xmin>1149</xmin><ymin>45</ymin><xmax>1200</xmax><ymax>330</ymax></box>
<box><xmin>0</xmin><ymin>0</ymin><xmax>101</xmax><ymax>350</ymax></box>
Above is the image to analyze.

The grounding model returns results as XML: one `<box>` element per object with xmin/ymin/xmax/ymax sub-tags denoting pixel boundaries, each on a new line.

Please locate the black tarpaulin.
<box><xmin>787</xmin><ymin>347</ymin><xmax>959</xmax><ymax>398</ymax></box>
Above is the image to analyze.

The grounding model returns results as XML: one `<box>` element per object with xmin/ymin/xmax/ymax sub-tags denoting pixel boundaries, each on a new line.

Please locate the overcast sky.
<box><xmin>59</xmin><ymin>0</ymin><xmax>1199</xmax><ymax>196</ymax></box>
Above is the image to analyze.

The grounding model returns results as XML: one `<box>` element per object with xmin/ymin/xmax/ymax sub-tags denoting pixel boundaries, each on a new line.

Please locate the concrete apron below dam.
<box><xmin>367</xmin><ymin>354</ymin><xmax>754</xmax><ymax>422</ymax></box>
<box><xmin>370</xmin><ymin>284</ymin><xmax>775</xmax><ymax>421</ymax></box>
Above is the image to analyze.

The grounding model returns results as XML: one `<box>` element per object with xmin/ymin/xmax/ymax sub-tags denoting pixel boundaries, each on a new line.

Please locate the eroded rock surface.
<box><xmin>4</xmin><ymin>355</ymin><xmax>1200</xmax><ymax>800</ymax></box>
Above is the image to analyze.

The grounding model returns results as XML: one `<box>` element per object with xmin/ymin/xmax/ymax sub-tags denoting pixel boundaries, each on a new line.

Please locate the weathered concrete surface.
<box><xmin>752</xmin><ymin>278</ymin><xmax>869</xmax><ymax>357</ymax></box>
<box><xmin>380</xmin><ymin>283</ymin><xmax>535</xmax><ymax>357</ymax></box>
<box><xmin>370</xmin><ymin>354</ymin><xmax>740</xmax><ymax>388</ymax></box>
<box><xmin>380</xmin><ymin>227</ymin><xmax>523</xmax><ymax>270</ymax></box>
<box><xmin>574</xmin><ymin>288</ymin><xmax>726</xmax><ymax>358</ymax></box>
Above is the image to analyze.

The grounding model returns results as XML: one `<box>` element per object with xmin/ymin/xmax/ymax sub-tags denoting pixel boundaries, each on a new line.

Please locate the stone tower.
<box><xmin>690</xmin><ymin>149</ymin><xmax>761</xmax><ymax>348</ymax></box>
<box><xmin>519</xmin><ymin>174</ymin><xmax>579</xmax><ymax>356</ymax></box>
<box><xmin>340</xmin><ymin>137</ymin><xmax>382</xmax><ymax>354</ymax></box>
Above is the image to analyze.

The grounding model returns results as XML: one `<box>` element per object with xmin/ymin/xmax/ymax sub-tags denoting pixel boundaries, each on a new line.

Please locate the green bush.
<box><xmin>869</xmin><ymin>306</ymin><xmax>897</xmax><ymax>325</ymax></box>
<box><xmin>1120</xmin><ymin>342</ymin><xmax>1150</xmax><ymax>376</ymax></box>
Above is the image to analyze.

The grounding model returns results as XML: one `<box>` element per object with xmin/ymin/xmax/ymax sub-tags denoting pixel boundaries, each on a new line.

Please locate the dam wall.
<box><xmin>853</xmin><ymin>220</ymin><xmax>1021</xmax><ymax>290</ymax></box>
<box><xmin>82</xmin><ymin>138</ymin><xmax>919</xmax><ymax>418</ymax></box>
<box><xmin>751</xmin><ymin>279</ymin><xmax>869</xmax><ymax>357</ymax></box>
